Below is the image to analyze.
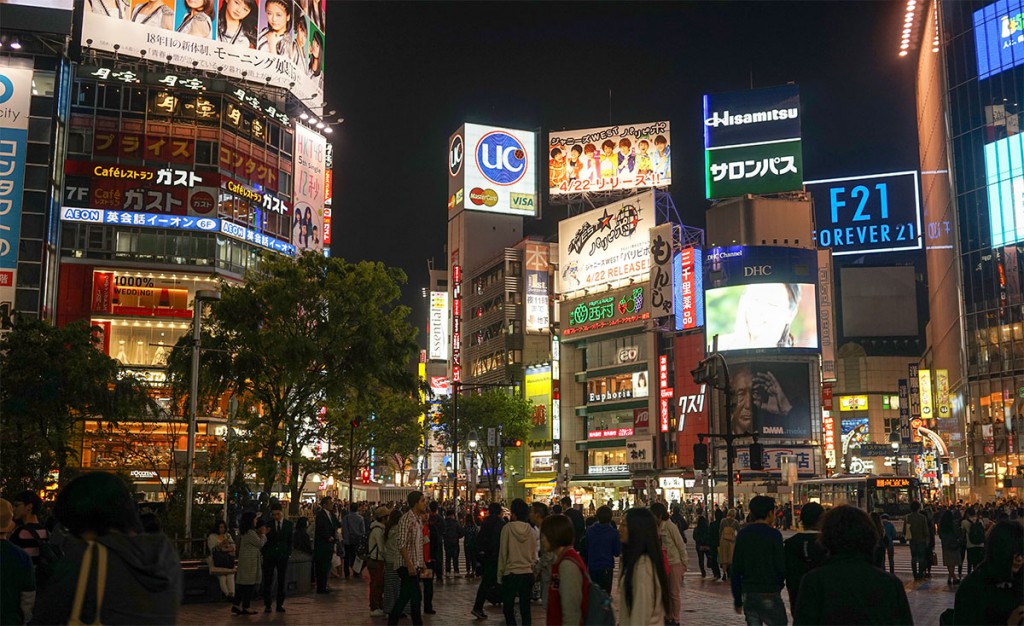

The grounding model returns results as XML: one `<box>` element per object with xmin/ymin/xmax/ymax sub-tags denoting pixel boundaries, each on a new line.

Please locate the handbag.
<box><xmin>212</xmin><ymin>549</ymin><xmax>235</xmax><ymax>569</ymax></box>
<box><xmin>69</xmin><ymin>541</ymin><xmax>108</xmax><ymax>626</ymax></box>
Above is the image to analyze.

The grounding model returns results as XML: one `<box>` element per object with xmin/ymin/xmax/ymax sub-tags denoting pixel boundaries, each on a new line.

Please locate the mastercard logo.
<box><xmin>469</xmin><ymin>187</ymin><xmax>498</xmax><ymax>207</ymax></box>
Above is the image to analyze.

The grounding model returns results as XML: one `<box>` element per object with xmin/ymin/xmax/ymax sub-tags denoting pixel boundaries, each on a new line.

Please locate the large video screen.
<box><xmin>727</xmin><ymin>360</ymin><xmax>812</xmax><ymax>438</ymax></box>
<box><xmin>986</xmin><ymin>133</ymin><xmax>1024</xmax><ymax>248</ymax></box>
<box><xmin>840</xmin><ymin>266</ymin><xmax>919</xmax><ymax>337</ymax></box>
<box><xmin>706</xmin><ymin>283</ymin><xmax>818</xmax><ymax>351</ymax></box>
<box><xmin>974</xmin><ymin>0</ymin><xmax>1024</xmax><ymax>81</ymax></box>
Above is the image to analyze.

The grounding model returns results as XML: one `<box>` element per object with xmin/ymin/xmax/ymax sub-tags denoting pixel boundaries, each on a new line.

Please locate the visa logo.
<box><xmin>510</xmin><ymin>192</ymin><xmax>534</xmax><ymax>211</ymax></box>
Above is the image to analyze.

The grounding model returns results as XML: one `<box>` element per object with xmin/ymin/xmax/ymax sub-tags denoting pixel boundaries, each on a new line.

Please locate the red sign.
<box><xmin>587</xmin><ymin>427</ymin><xmax>634</xmax><ymax>440</ymax></box>
<box><xmin>659</xmin><ymin>354</ymin><xmax>671</xmax><ymax>432</ymax></box>
<box><xmin>660</xmin><ymin>398</ymin><xmax>670</xmax><ymax>433</ymax></box>
<box><xmin>323</xmin><ymin>208</ymin><xmax>332</xmax><ymax>245</ymax></box>
<box><xmin>451</xmin><ymin>259</ymin><xmax>462</xmax><ymax>382</ymax></box>
<box><xmin>674</xmin><ymin>332</ymin><xmax>710</xmax><ymax>468</ymax></box>
<box><xmin>678</xmin><ymin>247</ymin><xmax>699</xmax><ymax>330</ymax></box>
<box><xmin>93</xmin><ymin>131</ymin><xmax>195</xmax><ymax>165</ymax></box>
<box><xmin>822</xmin><ymin>384</ymin><xmax>833</xmax><ymax>411</ymax></box>
<box><xmin>429</xmin><ymin>376</ymin><xmax>450</xmax><ymax>394</ymax></box>
<box><xmin>64</xmin><ymin>160</ymin><xmax>219</xmax><ymax>217</ymax></box>
<box><xmin>633</xmin><ymin>408</ymin><xmax>650</xmax><ymax>430</ymax></box>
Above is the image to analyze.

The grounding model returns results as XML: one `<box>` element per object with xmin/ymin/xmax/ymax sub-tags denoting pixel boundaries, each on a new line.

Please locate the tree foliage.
<box><xmin>166</xmin><ymin>253</ymin><xmax>420</xmax><ymax>513</ymax></box>
<box><xmin>434</xmin><ymin>389</ymin><xmax>534</xmax><ymax>498</ymax></box>
<box><xmin>0</xmin><ymin>318</ymin><xmax>159</xmax><ymax>494</ymax></box>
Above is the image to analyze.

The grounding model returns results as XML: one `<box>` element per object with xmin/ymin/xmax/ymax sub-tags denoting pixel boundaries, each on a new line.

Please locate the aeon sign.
<box><xmin>476</xmin><ymin>131</ymin><xmax>528</xmax><ymax>186</ymax></box>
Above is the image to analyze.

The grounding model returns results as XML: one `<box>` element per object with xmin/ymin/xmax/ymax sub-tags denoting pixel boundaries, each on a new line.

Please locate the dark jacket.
<box><xmin>293</xmin><ymin>526</ymin><xmax>313</xmax><ymax>554</ymax></box>
<box><xmin>314</xmin><ymin>509</ymin><xmax>337</xmax><ymax>546</ymax></box>
<box><xmin>783</xmin><ymin>531</ymin><xmax>827</xmax><ymax>615</ymax></box>
<box><xmin>708</xmin><ymin>519</ymin><xmax>722</xmax><ymax>550</ymax></box>
<box><xmin>953</xmin><ymin>560</ymin><xmax>1023</xmax><ymax>626</ymax></box>
<box><xmin>33</xmin><ymin>532</ymin><xmax>182</xmax><ymax>625</ymax></box>
<box><xmin>693</xmin><ymin>524</ymin><xmax>710</xmax><ymax>549</ymax></box>
<box><xmin>476</xmin><ymin>514</ymin><xmax>506</xmax><ymax>563</ymax></box>
<box><xmin>906</xmin><ymin>510</ymin><xmax>929</xmax><ymax>546</ymax></box>
<box><xmin>794</xmin><ymin>554</ymin><xmax>912</xmax><ymax>625</ymax></box>
<box><xmin>262</xmin><ymin>518</ymin><xmax>293</xmax><ymax>563</ymax></box>
<box><xmin>565</xmin><ymin>508</ymin><xmax>586</xmax><ymax>550</ymax></box>
<box><xmin>584</xmin><ymin>522</ymin><xmax>621</xmax><ymax>571</ymax></box>
<box><xmin>427</xmin><ymin>513</ymin><xmax>444</xmax><ymax>561</ymax></box>
<box><xmin>442</xmin><ymin>517</ymin><xmax>460</xmax><ymax>545</ymax></box>
<box><xmin>730</xmin><ymin>523</ymin><xmax>785</xmax><ymax>608</ymax></box>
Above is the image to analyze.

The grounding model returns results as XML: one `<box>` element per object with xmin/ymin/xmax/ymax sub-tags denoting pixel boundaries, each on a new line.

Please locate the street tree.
<box><xmin>167</xmin><ymin>253</ymin><xmax>419</xmax><ymax>514</ymax></box>
<box><xmin>0</xmin><ymin>318</ymin><xmax>158</xmax><ymax>494</ymax></box>
<box><xmin>434</xmin><ymin>389</ymin><xmax>534</xmax><ymax>499</ymax></box>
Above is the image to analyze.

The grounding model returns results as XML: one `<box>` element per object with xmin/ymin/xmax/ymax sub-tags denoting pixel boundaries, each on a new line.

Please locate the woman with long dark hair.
<box><xmin>693</xmin><ymin>515</ymin><xmax>711</xmax><ymax>577</ymax></box>
<box><xmin>953</xmin><ymin>521</ymin><xmax>1023</xmax><ymax>625</ymax></box>
<box><xmin>217</xmin><ymin>0</ymin><xmax>257</xmax><ymax>47</ymax></box>
<box><xmin>381</xmin><ymin>508</ymin><xmax>404</xmax><ymax>616</ymax></box>
<box><xmin>619</xmin><ymin>508</ymin><xmax>670</xmax><ymax>626</ymax></box>
<box><xmin>937</xmin><ymin>509</ymin><xmax>963</xmax><ymax>586</ymax></box>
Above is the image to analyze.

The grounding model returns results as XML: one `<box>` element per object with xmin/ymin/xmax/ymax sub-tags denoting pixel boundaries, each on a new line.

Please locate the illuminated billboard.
<box><xmin>704</xmin><ymin>246</ymin><xmax>818</xmax><ymax>352</ymax></box>
<box><xmin>525</xmin><ymin>364</ymin><xmax>552</xmax><ymax>441</ymax></box>
<box><xmin>525</xmin><ymin>242</ymin><xmax>549</xmax><ymax>332</ymax></box>
<box><xmin>447</xmin><ymin>123</ymin><xmax>537</xmax><ymax>217</ymax></box>
<box><xmin>557</xmin><ymin>191</ymin><xmax>653</xmax><ymax>295</ymax></box>
<box><xmin>806</xmin><ymin>171</ymin><xmax>922</xmax><ymax>256</ymax></box>
<box><xmin>974</xmin><ymin>0</ymin><xmax>1024</xmax><ymax>80</ymax></box>
<box><xmin>548</xmin><ymin>121</ymin><xmax>671</xmax><ymax>194</ymax></box>
<box><xmin>728</xmin><ymin>360</ymin><xmax>812</xmax><ymax>438</ymax></box>
<box><xmin>81</xmin><ymin>0</ymin><xmax>326</xmax><ymax>108</ymax></box>
<box><xmin>293</xmin><ymin>123</ymin><xmax>326</xmax><ymax>254</ymax></box>
<box><xmin>429</xmin><ymin>291</ymin><xmax>449</xmax><ymax>361</ymax></box>
<box><xmin>0</xmin><ymin>67</ymin><xmax>32</xmax><ymax>311</ymax></box>
<box><xmin>704</xmin><ymin>84</ymin><xmax>803</xmax><ymax>199</ymax></box>
<box><xmin>985</xmin><ymin>133</ymin><xmax>1024</xmax><ymax>248</ymax></box>
<box><xmin>674</xmin><ymin>246</ymin><xmax>703</xmax><ymax>331</ymax></box>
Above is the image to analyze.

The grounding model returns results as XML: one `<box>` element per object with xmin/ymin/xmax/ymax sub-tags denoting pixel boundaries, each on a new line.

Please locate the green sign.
<box><xmin>705</xmin><ymin>139</ymin><xmax>803</xmax><ymax>199</ymax></box>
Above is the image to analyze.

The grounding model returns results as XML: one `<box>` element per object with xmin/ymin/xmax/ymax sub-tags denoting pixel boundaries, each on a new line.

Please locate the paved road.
<box><xmin>179</xmin><ymin>533</ymin><xmax>957</xmax><ymax>625</ymax></box>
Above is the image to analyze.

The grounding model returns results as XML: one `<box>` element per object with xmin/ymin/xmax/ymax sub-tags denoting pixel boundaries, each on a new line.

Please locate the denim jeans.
<box><xmin>742</xmin><ymin>592</ymin><xmax>788</xmax><ymax>626</ymax></box>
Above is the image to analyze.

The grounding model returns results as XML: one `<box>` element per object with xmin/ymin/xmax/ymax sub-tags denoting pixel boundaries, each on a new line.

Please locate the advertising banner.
<box><xmin>898</xmin><ymin>378</ymin><xmax>912</xmax><ymax>444</ymax></box>
<box><xmin>984</xmin><ymin>133</ymin><xmax>1024</xmax><ymax>248</ymax></box>
<box><xmin>557</xmin><ymin>191</ymin><xmax>653</xmax><ymax>295</ymax></box>
<box><xmin>715</xmin><ymin>444</ymin><xmax>817</xmax><ymax>477</ymax></box>
<box><xmin>705</xmin><ymin>246</ymin><xmax>818</xmax><ymax>352</ymax></box>
<box><xmin>293</xmin><ymin>123</ymin><xmax>326</xmax><ymax>254</ymax></box>
<box><xmin>806</xmin><ymin>171</ymin><xmax>922</xmax><ymax>256</ymax></box>
<box><xmin>525</xmin><ymin>365</ymin><xmax>552</xmax><ymax>441</ymax></box>
<box><xmin>562</xmin><ymin>285</ymin><xmax>650</xmax><ymax>339</ymax></box>
<box><xmin>525</xmin><ymin>242</ymin><xmax>549</xmax><ymax>332</ymax></box>
<box><xmin>63</xmin><ymin>160</ymin><xmax>220</xmax><ymax>216</ymax></box>
<box><xmin>633</xmin><ymin>407</ymin><xmax>650</xmax><ymax>431</ymax></box>
<box><xmin>823</xmin><ymin>413</ymin><xmax>836</xmax><ymax>469</ymax></box>
<box><xmin>625</xmin><ymin>439</ymin><xmax>653</xmax><ymax>466</ymax></box>
<box><xmin>81</xmin><ymin>0</ymin><xmax>325</xmax><ymax>109</ymax></box>
<box><xmin>935</xmin><ymin>369</ymin><xmax>951</xmax><ymax>418</ymax></box>
<box><xmin>918</xmin><ymin>368</ymin><xmax>934</xmax><ymax>419</ymax></box>
<box><xmin>649</xmin><ymin>223</ymin><xmax>675</xmax><ymax>319</ymax></box>
<box><xmin>429</xmin><ymin>291</ymin><xmax>449</xmax><ymax>361</ymax></box>
<box><xmin>839</xmin><ymin>395</ymin><xmax>869</xmax><ymax>411</ymax></box>
<box><xmin>448</xmin><ymin>123</ymin><xmax>537</xmax><ymax>217</ymax></box>
<box><xmin>451</xmin><ymin>261</ymin><xmax>462</xmax><ymax>382</ymax></box>
<box><xmin>548</xmin><ymin>121</ymin><xmax>671</xmax><ymax>194</ymax></box>
<box><xmin>727</xmin><ymin>360</ymin><xmax>812</xmax><ymax>438</ymax></box>
<box><xmin>92</xmin><ymin>271</ymin><xmax>192</xmax><ymax>318</ymax></box>
<box><xmin>0</xmin><ymin>67</ymin><xmax>32</xmax><ymax>311</ymax></box>
<box><xmin>703</xmin><ymin>84</ymin><xmax>802</xmax><ymax>199</ymax></box>
<box><xmin>974</xmin><ymin>0</ymin><xmax>1024</xmax><ymax>80</ymax></box>
<box><xmin>908</xmin><ymin>363</ymin><xmax>922</xmax><ymax>420</ymax></box>
<box><xmin>817</xmin><ymin>249</ymin><xmax>837</xmax><ymax>381</ymax></box>
<box><xmin>675</xmin><ymin>246</ymin><xmax>703</xmax><ymax>331</ymax></box>
<box><xmin>674</xmin><ymin>332</ymin><xmax>709</xmax><ymax>466</ymax></box>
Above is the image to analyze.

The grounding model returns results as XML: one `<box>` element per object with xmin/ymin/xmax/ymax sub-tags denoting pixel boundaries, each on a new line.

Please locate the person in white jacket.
<box><xmin>498</xmin><ymin>499</ymin><xmax>537</xmax><ymax>625</ymax></box>
<box><xmin>651</xmin><ymin>502</ymin><xmax>688</xmax><ymax>625</ymax></box>
<box><xmin>619</xmin><ymin>508</ymin><xmax>670</xmax><ymax>626</ymax></box>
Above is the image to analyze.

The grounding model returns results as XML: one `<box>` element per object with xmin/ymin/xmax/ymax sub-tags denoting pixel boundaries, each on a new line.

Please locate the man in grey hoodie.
<box><xmin>498</xmin><ymin>499</ymin><xmax>537</xmax><ymax>626</ymax></box>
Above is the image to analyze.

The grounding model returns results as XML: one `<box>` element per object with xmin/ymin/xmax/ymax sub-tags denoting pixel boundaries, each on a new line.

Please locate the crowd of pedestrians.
<box><xmin>1</xmin><ymin>474</ymin><xmax>1022</xmax><ymax>625</ymax></box>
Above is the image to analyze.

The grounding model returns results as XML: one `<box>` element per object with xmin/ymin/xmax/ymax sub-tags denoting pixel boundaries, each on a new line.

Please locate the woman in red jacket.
<box><xmin>542</xmin><ymin>515</ymin><xmax>586</xmax><ymax>626</ymax></box>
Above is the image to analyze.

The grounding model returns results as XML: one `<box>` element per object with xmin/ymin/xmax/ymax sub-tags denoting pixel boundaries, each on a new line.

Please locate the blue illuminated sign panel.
<box><xmin>985</xmin><ymin>133</ymin><xmax>1024</xmax><ymax>248</ymax></box>
<box><xmin>805</xmin><ymin>171</ymin><xmax>922</xmax><ymax>256</ymax></box>
<box><xmin>974</xmin><ymin>0</ymin><xmax>1024</xmax><ymax>80</ymax></box>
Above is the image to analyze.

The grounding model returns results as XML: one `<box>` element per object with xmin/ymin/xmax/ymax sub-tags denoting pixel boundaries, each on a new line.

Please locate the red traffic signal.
<box><xmin>735</xmin><ymin>472</ymin><xmax>742</xmax><ymax>484</ymax></box>
<box><xmin>360</xmin><ymin>469</ymin><xmax>370</xmax><ymax>484</ymax></box>
<box><xmin>513</xmin><ymin>439</ymin><xmax>523</xmax><ymax>448</ymax></box>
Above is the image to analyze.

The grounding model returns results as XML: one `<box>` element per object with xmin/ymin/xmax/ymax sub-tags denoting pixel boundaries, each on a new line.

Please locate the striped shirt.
<box><xmin>10</xmin><ymin>523</ymin><xmax>48</xmax><ymax>565</ymax></box>
<box><xmin>398</xmin><ymin>511</ymin><xmax>424</xmax><ymax>570</ymax></box>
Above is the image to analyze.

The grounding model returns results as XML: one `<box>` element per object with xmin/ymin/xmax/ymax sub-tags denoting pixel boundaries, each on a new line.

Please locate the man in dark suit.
<box><xmin>314</xmin><ymin>496</ymin><xmax>338</xmax><ymax>594</ymax></box>
<box><xmin>262</xmin><ymin>501</ymin><xmax>293</xmax><ymax>612</ymax></box>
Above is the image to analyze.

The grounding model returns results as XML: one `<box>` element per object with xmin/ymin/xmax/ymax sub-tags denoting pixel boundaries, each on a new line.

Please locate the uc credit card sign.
<box><xmin>805</xmin><ymin>171</ymin><xmax>922</xmax><ymax>256</ymax></box>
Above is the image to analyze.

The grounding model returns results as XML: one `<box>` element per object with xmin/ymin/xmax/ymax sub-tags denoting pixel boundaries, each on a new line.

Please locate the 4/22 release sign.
<box><xmin>805</xmin><ymin>171</ymin><xmax>922</xmax><ymax>256</ymax></box>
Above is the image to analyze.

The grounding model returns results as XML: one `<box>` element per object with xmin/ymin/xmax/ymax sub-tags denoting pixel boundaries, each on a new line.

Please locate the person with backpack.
<box><xmin>692</xmin><ymin>515</ymin><xmax>713</xmax><ymax>578</ymax></box>
<box><xmin>783</xmin><ymin>502</ymin><xmax>826</xmax><ymax>619</ymax></box>
<box><xmin>471</xmin><ymin>502</ymin><xmax>507</xmax><ymax>621</ymax></box>
<box><xmin>541</xmin><ymin>514</ymin><xmax>585</xmax><ymax>626</ymax></box>
<box><xmin>952</xmin><ymin>520</ymin><xmax>1023</xmax><ymax>626</ymax></box>
<box><xmin>961</xmin><ymin>506</ymin><xmax>986</xmax><ymax>576</ymax></box>
<box><xmin>442</xmin><ymin>508</ymin><xmax>461</xmax><ymax>577</ymax></box>
<box><xmin>367</xmin><ymin>506</ymin><xmax>390</xmax><ymax>617</ymax></box>
<box><xmin>718</xmin><ymin>508</ymin><xmax>741</xmax><ymax>581</ymax></box>
<box><xmin>342</xmin><ymin>502</ymin><xmax>366</xmax><ymax>579</ymax></box>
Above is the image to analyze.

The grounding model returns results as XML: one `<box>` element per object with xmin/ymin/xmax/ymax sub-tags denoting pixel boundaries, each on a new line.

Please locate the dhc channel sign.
<box><xmin>476</xmin><ymin>130</ymin><xmax>528</xmax><ymax>186</ymax></box>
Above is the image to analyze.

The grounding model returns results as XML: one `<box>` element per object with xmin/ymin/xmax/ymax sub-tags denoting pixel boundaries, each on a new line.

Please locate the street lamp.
<box><xmin>445</xmin><ymin>462</ymin><xmax>453</xmax><ymax>501</ymax></box>
<box><xmin>185</xmin><ymin>289</ymin><xmax>221</xmax><ymax>553</ymax></box>
<box><xmin>889</xmin><ymin>430</ymin><xmax>901</xmax><ymax>476</ymax></box>
<box><xmin>563</xmin><ymin>457</ymin><xmax>571</xmax><ymax>500</ymax></box>
<box><xmin>467</xmin><ymin>430</ymin><xmax>479</xmax><ymax>504</ymax></box>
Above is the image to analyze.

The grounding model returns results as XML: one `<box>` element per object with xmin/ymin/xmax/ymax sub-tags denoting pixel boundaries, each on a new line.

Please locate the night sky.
<box><xmin>327</xmin><ymin>1</ymin><xmax>920</xmax><ymax>341</ymax></box>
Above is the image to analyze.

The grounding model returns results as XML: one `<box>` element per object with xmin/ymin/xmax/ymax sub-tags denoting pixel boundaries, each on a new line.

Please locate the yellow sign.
<box><xmin>838</xmin><ymin>395</ymin><xmax>869</xmax><ymax>411</ymax></box>
<box><xmin>873</xmin><ymin>477</ymin><xmax>911</xmax><ymax>488</ymax></box>
<box><xmin>418</xmin><ymin>362</ymin><xmax>426</xmax><ymax>427</ymax></box>
<box><xmin>935</xmin><ymin>369</ymin><xmax>950</xmax><ymax>418</ymax></box>
<box><xmin>919</xmin><ymin>369</ymin><xmax>933</xmax><ymax>417</ymax></box>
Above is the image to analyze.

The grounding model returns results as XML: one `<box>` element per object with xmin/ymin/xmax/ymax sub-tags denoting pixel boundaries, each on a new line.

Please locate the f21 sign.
<box><xmin>806</xmin><ymin>171</ymin><xmax>922</xmax><ymax>256</ymax></box>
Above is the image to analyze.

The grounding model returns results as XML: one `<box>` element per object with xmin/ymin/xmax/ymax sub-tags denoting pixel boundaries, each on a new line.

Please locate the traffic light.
<box><xmin>351</xmin><ymin>416</ymin><xmax>362</xmax><ymax>429</ymax></box>
<box><xmin>360</xmin><ymin>468</ymin><xmax>370</xmax><ymax>484</ymax></box>
<box><xmin>749</xmin><ymin>442</ymin><xmax>764</xmax><ymax>471</ymax></box>
<box><xmin>735</xmin><ymin>472</ymin><xmax>742</xmax><ymax>484</ymax></box>
<box><xmin>501</xmin><ymin>437</ymin><xmax>524</xmax><ymax>448</ymax></box>
<box><xmin>513</xmin><ymin>439</ymin><xmax>523</xmax><ymax>448</ymax></box>
<box><xmin>693</xmin><ymin>442</ymin><xmax>709</xmax><ymax>470</ymax></box>
<box><xmin>691</xmin><ymin>358</ymin><xmax>713</xmax><ymax>385</ymax></box>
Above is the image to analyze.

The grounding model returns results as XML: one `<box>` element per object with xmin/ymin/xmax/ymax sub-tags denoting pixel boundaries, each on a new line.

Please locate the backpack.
<box><xmin>968</xmin><ymin>520</ymin><xmax>985</xmax><ymax>545</ymax></box>
<box><xmin>557</xmin><ymin>550</ymin><xmax>614</xmax><ymax>626</ymax></box>
<box><xmin>721</xmin><ymin>523</ymin><xmax>737</xmax><ymax>542</ymax></box>
<box><xmin>23</xmin><ymin>526</ymin><xmax>64</xmax><ymax>587</ymax></box>
<box><xmin>355</xmin><ymin>532</ymin><xmax>370</xmax><ymax>559</ymax></box>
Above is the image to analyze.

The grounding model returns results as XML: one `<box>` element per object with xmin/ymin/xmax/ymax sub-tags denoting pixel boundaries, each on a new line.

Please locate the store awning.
<box><xmin>519</xmin><ymin>477</ymin><xmax>556</xmax><ymax>486</ymax></box>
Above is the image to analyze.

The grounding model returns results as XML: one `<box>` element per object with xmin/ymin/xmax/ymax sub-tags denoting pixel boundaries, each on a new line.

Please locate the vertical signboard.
<box><xmin>551</xmin><ymin>334</ymin><xmax>561</xmax><ymax>443</ymax></box>
<box><xmin>525</xmin><ymin>242</ymin><xmax>549</xmax><ymax>332</ymax></box>
<box><xmin>817</xmin><ymin>249</ymin><xmax>837</xmax><ymax>381</ymax></box>
<box><xmin>659</xmin><ymin>354</ymin><xmax>672</xmax><ymax>433</ymax></box>
<box><xmin>935</xmin><ymin>369</ymin><xmax>951</xmax><ymax>419</ymax></box>
<box><xmin>823</xmin><ymin>412</ymin><xmax>837</xmax><ymax>469</ymax></box>
<box><xmin>525</xmin><ymin>364</ymin><xmax>552</xmax><ymax>445</ymax></box>
<box><xmin>451</xmin><ymin>262</ymin><xmax>462</xmax><ymax>382</ymax></box>
<box><xmin>898</xmin><ymin>379</ymin><xmax>912</xmax><ymax>444</ymax></box>
<box><xmin>674</xmin><ymin>246</ymin><xmax>703</xmax><ymax>331</ymax></box>
<box><xmin>429</xmin><ymin>291</ymin><xmax>450</xmax><ymax>361</ymax></box>
<box><xmin>907</xmin><ymin>363</ymin><xmax>922</xmax><ymax>422</ymax></box>
<box><xmin>649</xmin><ymin>223</ymin><xmax>675</xmax><ymax>319</ymax></box>
<box><xmin>0</xmin><ymin>68</ymin><xmax>32</xmax><ymax>313</ymax></box>
<box><xmin>674</xmin><ymin>332</ymin><xmax>708</xmax><ymax>468</ymax></box>
<box><xmin>918</xmin><ymin>368</ymin><xmax>934</xmax><ymax>419</ymax></box>
<box><xmin>293</xmin><ymin>124</ymin><xmax>326</xmax><ymax>255</ymax></box>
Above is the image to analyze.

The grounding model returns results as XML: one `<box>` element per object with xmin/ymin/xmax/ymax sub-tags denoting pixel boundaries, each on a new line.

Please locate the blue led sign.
<box><xmin>974</xmin><ymin>0</ymin><xmax>1024</xmax><ymax>80</ymax></box>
